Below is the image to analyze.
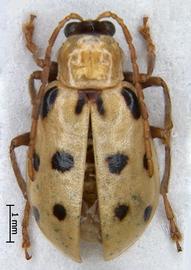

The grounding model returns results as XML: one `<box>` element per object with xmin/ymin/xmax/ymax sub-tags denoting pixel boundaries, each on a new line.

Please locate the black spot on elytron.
<box><xmin>40</xmin><ymin>87</ymin><xmax>58</xmax><ymax>118</ymax></box>
<box><xmin>52</xmin><ymin>151</ymin><xmax>74</xmax><ymax>172</ymax></box>
<box><xmin>115</xmin><ymin>204</ymin><xmax>129</xmax><ymax>221</ymax></box>
<box><xmin>96</xmin><ymin>95</ymin><xmax>105</xmax><ymax>115</ymax></box>
<box><xmin>75</xmin><ymin>93</ymin><xmax>86</xmax><ymax>114</ymax></box>
<box><xmin>32</xmin><ymin>206</ymin><xmax>40</xmax><ymax>222</ymax></box>
<box><xmin>32</xmin><ymin>152</ymin><xmax>40</xmax><ymax>171</ymax></box>
<box><xmin>143</xmin><ymin>153</ymin><xmax>149</xmax><ymax>170</ymax></box>
<box><xmin>106</xmin><ymin>153</ymin><xmax>128</xmax><ymax>174</ymax></box>
<box><xmin>121</xmin><ymin>87</ymin><xmax>141</xmax><ymax>119</ymax></box>
<box><xmin>54</xmin><ymin>228</ymin><xmax>60</xmax><ymax>233</ymax></box>
<box><xmin>53</xmin><ymin>204</ymin><xmax>66</xmax><ymax>221</ymax></box>
<box><xmin>144</xmin><ymin>205</ymin><xmax>152</xmax><ymax>221</ymax></box>
<box><xmin>105</xmin><ymin>233</ymin><xmax>109</xmax><ymax>239</ymax></box>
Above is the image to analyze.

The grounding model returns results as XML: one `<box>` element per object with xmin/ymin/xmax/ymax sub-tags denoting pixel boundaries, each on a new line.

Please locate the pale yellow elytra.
<box><xmin>9</xmin><ymin>12</ymin><xmax>182</xmax><ymax>262</ymax></box>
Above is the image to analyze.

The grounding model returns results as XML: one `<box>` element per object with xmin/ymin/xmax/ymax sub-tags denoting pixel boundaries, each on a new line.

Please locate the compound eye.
<box><xmin>64</xmin><ymin>22</ymin><xmax>79</xmax><ymax>37</ymax></box>
<box><xmin>99</xmin><ymin>21</ymin><xmax>116</xmax><ymax>36</ymax></box>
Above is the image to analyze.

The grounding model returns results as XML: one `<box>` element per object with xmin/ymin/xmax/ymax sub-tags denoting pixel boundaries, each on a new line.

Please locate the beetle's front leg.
<box><xmin>28</xmin><ymin>62</ymin><xmax>58</xmax><ymax>105</ymax></box>
<box><xmin>23</xmin><ymin>15</ymin><xmax>44</xmax><ymax>68</ymax></box>
<box><xmin>124</xmin><ymin>17</ymin><xmax>156</xmax><ymax>78</ymax></box>
<box><xmin>139</xmin><ymin>17</ymin><xmax>156</xmax><ymax>77</ymax></box>
<box><xmin>29</xmin><ymin>70</ymin><xmax>42</xmax><ymax>105</ymax></box>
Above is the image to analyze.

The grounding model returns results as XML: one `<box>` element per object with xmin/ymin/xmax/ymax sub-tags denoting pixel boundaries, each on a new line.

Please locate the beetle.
<box><xmin>9</xmin><ymin>11</ymin><xmax>182</xmax><ymax>262</ymax></box>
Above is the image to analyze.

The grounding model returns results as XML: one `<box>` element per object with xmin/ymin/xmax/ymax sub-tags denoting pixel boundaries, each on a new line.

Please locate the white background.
<box><xmin>0</xmin><ymin>1</ymin><xmax>191</xmax><ymax>270</ymax></box>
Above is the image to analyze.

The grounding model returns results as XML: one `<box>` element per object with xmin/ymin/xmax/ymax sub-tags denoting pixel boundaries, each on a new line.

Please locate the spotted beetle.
<box><xmin>10</xmin><ymin>12</ymin><xmax>182</xmax><ymax>262</ymax></box>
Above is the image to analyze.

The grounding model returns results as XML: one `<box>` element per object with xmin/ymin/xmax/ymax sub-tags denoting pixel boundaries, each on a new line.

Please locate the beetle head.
<box><xmin>57</xmin><ymin>20</ymin><xmax>124</xmax><ymax>89</ymax></box>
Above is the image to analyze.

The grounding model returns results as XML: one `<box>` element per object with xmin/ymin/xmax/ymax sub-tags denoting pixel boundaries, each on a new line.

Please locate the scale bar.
<box><xmin>6</xmin><ymin>204</ymin><xmax>14</xmax><ymax>243</ymax></box>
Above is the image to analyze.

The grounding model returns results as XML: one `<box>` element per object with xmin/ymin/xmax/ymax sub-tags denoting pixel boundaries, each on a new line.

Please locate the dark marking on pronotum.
<box><xmin>121</xmin><ymin>87</ymin><xmax>141</xmax><ymax>119</ymax></box>
<box><xmin>106</xmin><ymin>153</ymin><xmax>128</xmax><ymax>174</ymax></box>
<box><xmin>40</xmin><ymin>87</ymin><xmax>58</xmax><ymax>118</ymax></box>
<box><xmin>32</xmin><ymin>206</ymin><xmax>40</xmax><ymax>222</ymax></box>
<box><xmin>32</xmin><ymin>152</ymin><xmax>40</xmax><ymax>172</ymax></box>
<box><xmin>96</xmin><ymin>95</ymin><xmax>105</xmax><ymax>115</ymax></box>
<box><xmin>52</xmin><ymin>151</ymin><xmax>74</xmax><ymax>172</ymax></box>
<box><xmin>115</xmin><ymin>204</ymin><xmax>129</xmax><ymax>221</ymax></box>
<box><xmin>85</xmin><ymin>91</ymin><xmax>98</xmax><ymax>102</ymax></box>
<box><xmin>144</xmin><ymin>205</ymin><xmax>152</xmax><ymax>221</ymax></box>
<box><xmin>75</xmin><ymin>92</ymin><xmax>86</xmax><ymax>114</ymax></box>
<box><xmin>143</xmin><ymin>153</ymin><xmax>149</xmax><ymax>170</ymax></box>
<box><xmin>53</xmin><ymin>204</ymin><xmax>66</xmax><ymax>221</ymax></box>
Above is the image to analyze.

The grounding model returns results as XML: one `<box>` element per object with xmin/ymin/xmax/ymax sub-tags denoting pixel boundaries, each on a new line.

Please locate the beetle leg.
<box><xmin>10</xmin><ymin>133</ymin><xmax>32</xmax><ymax>259</ymax></box>
<box><xmin>162</xmin><ymin>193</ymin><xmax>182</xmax><ymax>252</ymax></box>
<box><xmin>28</xmin><ymin>62</ymin><xmax>58</xmax><ymax>105</ymax></box>
<box><xmin>150</xmin><ymin>134</ymin><xmax>182</xmax><ymax>252</ymax></box>
<box><xmin>143</xmin><ymin>76</ymin><xmax>182</xmax><ymax>252</ymax></box>
<box><xmin>23</xmin><ymin>15</ymin><xmax>44</xmax><ymax>68</ymax></box>
<box><xmin>142</xmin><ymin>75</ymin><xmax>173</xmax><ymax>198</ymax></box>
<box><xmin>124</xmin><ymin>16</ymin><xmax>156</xmax><ymax>79</ymax></box>
<box><xmin>22</xmin><ymin>200</ymin><xmax>32</xmax><ymax>260</ymax></box>
<box><xmin>123</xmin><ymin>72</ymin><xmax>147</xmax><ymax>83</ymax></box>
<box><xmin>142</xmin><ymin>76</ymin><xmax>173</xmax><ymax>133</ymax></box>
<box><xmin>139</xmin><ymin>17</ymin><xmax>156</xmax><ymax>77</ymax></box>
<box><xmin>124</xmin><ymin>74</ymin><xmax>173</xmax><ymax>135</ymax></box>
<box><xmin>150</xmin><ymin>126</ymin><xmax>171</xmax><ymax>145</ymax></box>
<box><xmin>29</xmin><ymin>71</ymin><xmax>42</xmax><ymax>105</ymax></box>
<box><xmin>10</xmin><ymin>132</ymin><xmax>30</xmax><ymax>199</ymax></box>
<box><xmin>48</xmin><ymin>61</ymin><xmax>58</xmax><ymax>82</ymax></box>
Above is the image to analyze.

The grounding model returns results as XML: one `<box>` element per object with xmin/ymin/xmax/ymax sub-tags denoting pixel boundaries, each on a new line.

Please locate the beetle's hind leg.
<box><xmin>139</xmin><ymin>17</ymin><xmax>156</xmax><ymax>77</ymax></box>
<box><xmin>22</xmin><ymin>200</ymin><xmax>31</xmax><ymax>260</ymax></box>
<box><xmin>143</xmin><ymin>76</ymin><xmax>182</xmax><ymax>252</ymax></box>
<box><xmin>150</xmin><ymin>128</ymin><xmax>182</xmax><ymax>252</ymax></box>
<box><xmin>23</xmin><ymin>15</ymin><xmax>44</xmax><ymax>68</ymax></box>
<box><xmin>10</xmin><ymin>132</ymin><xmax>32</xmax><ymax>259</ymax></box>
<box><xmin>10</xmin><ymin>133</ymin><xmax>30</xmax><ymax>198</ymax></box>
<box><xmin>151</xmin><ymin>128</ymin><xmax>182</xmax><ymax>251</ymax></box>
